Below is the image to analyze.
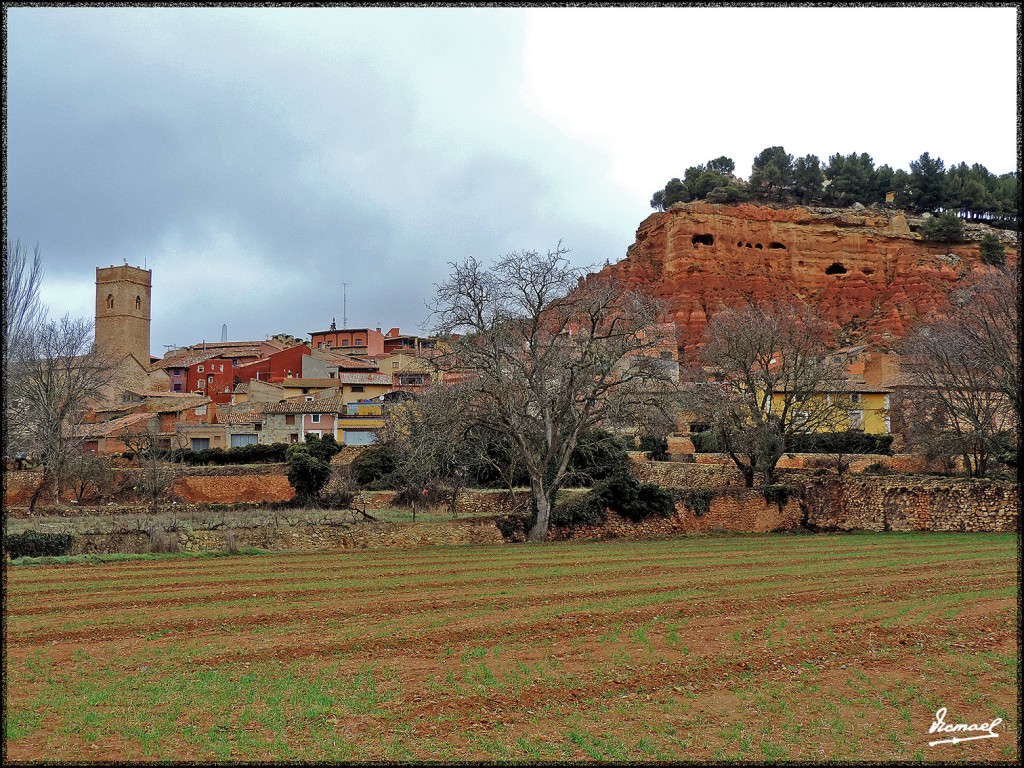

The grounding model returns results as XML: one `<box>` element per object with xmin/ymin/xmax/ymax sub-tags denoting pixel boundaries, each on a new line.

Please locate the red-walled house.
<box><xmin>382</xmin><ymin>327</ymin><xmax>438</xmax><ymax>355</ymax></box>
<box><xmin>309</xmin><ymin>322</ymin><xmax>385</xmax><ymax>357</ymax></box>
<box><xmin>233</xmin><ymin>344</ymin><xmax>311</xmax><ymax>386</ymax></box>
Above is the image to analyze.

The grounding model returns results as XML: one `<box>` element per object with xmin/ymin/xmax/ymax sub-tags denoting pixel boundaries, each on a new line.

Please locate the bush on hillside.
<box><xmin>4</xmin><ymin>531</ymin><xmax>75</xmax><ymax>559</ymax></box>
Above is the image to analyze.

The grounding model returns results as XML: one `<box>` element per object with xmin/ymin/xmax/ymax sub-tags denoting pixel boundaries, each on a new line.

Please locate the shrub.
<box><xmin>763</xmin><ymin>484</ymin><xmax>798</xmax><ymax>508</ymax></box>
<box><xmin>592</xmin><ymin>472</ymin><xmax>677</xmax><ymax>523</ymax></box>
<box><xmin>920</xmin><ymin>211</ymin><xmax>965</xmax><ymax>242</ymax></box>
<box><xmin>494</xmin><ymin>512</ymin><xmax>532</xmax><ymax>541</ymax></box>
<box><xmin>286</xmin><ymin>447</ymin><xmax>333</xmax><ymax>504</ymax></box>
<box><xmin>4</xmin><ymin>531</ymin><xmax>75</xmax><ymax>559</ymax></box>
<box><xmin>690</xmin><ymin>430</ymin><xmax>721</xmax><ymax>453</ymax></box>
<box><xmin>979</xmin><ymin>233</ymin><xmax>1006</xmax><ymax>267</ymax></box>
<box><xmin>785</xmin><ymin>432</ymin><xmax>894</xmax><ymax>456</ymax></box>
<box><xmin>862</xmin><ymin>462</ymin><xmax>893</xmax><ymax>475</ymax></box>
<box><xmin>392</xmin><ymin>485</ymin><xmax>447</xmax><ymax>508</ymax></box>
<box><xmin>638</xmin><ymin>434</ymin><xmax>670</xmax><ymax>461</ymax></box>
<box><xmin>680</xmin><ymin>488</ymin><xmax>714</xmax><ymax>517</ymax></box>
<box><xmin>350</xmin><ymin>444</ymin><xmax>400</xmax><ymax>488</ymax></box>
<box><xmin>551</xmin><ymin>492</ymin><xmax>608</xmax><ymax>528</ymax></box>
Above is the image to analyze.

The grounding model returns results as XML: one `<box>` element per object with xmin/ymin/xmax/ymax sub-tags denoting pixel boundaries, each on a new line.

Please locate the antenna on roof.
<box><xmin>221</xmin><ymin>324</ymin><xmax>228</xmax><ymax>342</ymax></box>
<box><xmin>341</xmin><ymin>282</ymin><xmax>350</xmax><ymax>328</ymax></box>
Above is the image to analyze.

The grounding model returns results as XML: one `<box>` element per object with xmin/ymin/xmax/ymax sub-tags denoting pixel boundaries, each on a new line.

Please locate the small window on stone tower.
<box><xmin>106</xmin><ymin>294</ymin><xmax>114</xmax><ymax>309</ymax></box>
<box><xmin>135</xmin><ymin>295</ymin><xmax>141</xmax><ymax>310</ymax></box>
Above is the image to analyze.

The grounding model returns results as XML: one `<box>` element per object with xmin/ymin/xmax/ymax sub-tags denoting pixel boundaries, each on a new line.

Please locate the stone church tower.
<box><xmin>95</xmin><ymin>264</ymin><xmax>152</xmax><ymax>363</ymax></box>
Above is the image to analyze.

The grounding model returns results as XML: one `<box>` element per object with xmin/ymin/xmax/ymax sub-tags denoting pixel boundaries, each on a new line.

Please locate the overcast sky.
<box><xmin>6</xmin><ymin>5</ymin><xmax>1019</xmax><ymax>358</ymax></box>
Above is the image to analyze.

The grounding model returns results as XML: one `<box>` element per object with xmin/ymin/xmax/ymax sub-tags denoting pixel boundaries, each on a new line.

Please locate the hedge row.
<box><xmin>691</xmin><ymin>431</ymin><xmax>894</xmax><ymax>455</ymax></box>
<box><xmin>4</xmin><ymin>531</ymin><xmax>75</xmax><ymax>559</ymax></box>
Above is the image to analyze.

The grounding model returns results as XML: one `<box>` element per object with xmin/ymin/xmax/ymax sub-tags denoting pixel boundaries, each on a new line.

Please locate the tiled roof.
<box><xmin>278</xmin><ymin>378</ymin><xmax>343</xmax><ymax>389</ymax></box>
<box><xmin>123</xmin><ymin>388</ymin><xmax>197</xmax><ymax>398</ymax></box>
<box><xmin>75</xmin><ymin>412</ymin><xmax>156</xmax><ymax>438</ymax></box>
<box><xmin>264</xmin><ymin>397</ymin><xmax>343</xmax><ymax>414</ymax></box>
<box><xmin>152</xmin><ymin>352</ymin><xmax>217</xmax><ymax>370</ymax></box>
<box><xmin>221</xmin><ymin>410</ymin><xmax>264</xmax><ymax>425</ymax></box>
<box><xmin>338</xmin><ymin>372</ymin><xmax>392</xmax><ymax>386</ymax></box>
<box><xmin>140</xmin><ymin>395</ymin><xmax>212</xmax><ymax>413</ymax></box>
<box><xmin>233</xmin><ymin>381</ymin><xmax>250</xmax><ymax>393</ymax></box>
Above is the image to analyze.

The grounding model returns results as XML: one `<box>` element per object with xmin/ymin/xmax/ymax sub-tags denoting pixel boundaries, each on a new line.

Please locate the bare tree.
<box><xmin>66</xmin><ymin>451</ymin><xmax>116</xmax><ymax>504</ymax></box>
<box><xmin>3</xmin><ymin>240</ymin><xmax>46</xmax><ymax>458</ymax></box>
<box><xmin>683</xmin><ymin>303</ymin><xmax>850</xmax><ymax>487</ymax></box>
<box><xmin>14</xmin><ymin>315</ymin><xmax>114</xmax><ymax>509</ymax></box>
<box><xmin>122</xmin><ymin>423</ymin><xmax>177</xmax><ymax>514</ymax></box>
<box><xmin>895</xmin><ymin>265</ymin><xmax>1020</xmax><ymax>478</ymax></box>
<box><xmin>428</xmin><ymin>245</ymin><xmax>677</xmax><ymax>541</ymax></box>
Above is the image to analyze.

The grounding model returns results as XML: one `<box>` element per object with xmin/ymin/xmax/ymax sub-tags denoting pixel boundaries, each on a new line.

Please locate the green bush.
<box><xmin>920</xmin><ymin>211</ymin><xmax>965</xmax><ymax>242</ymax></box>
<box><xmin>979</xmin><ymin>233</ymin><xmax>1006</xmax><ymax>267</ymax></box>
<box><xmin>591</xmin><ymin>472</ymin><xmax>677</xmax><ymax>523</ymax></box>
<box><xmin>4</xmin><ymin>531</ymin><xmax>75</xmax><ymax>559</ymax></box>
<box><xmin>170</xmin><ymin>442</ymin><xmax>289</xmax><ymax>465</ymax></box>
<box><xmin>762</xmin><ymin>484</ymin><xmax>798</xmax><ymax>508</ymax></box>
<box><xmin>551</xmin><ymin>492</ymin><xmax>608</xmax><ymax>528</ymax></box>
<box><xmin>690</xmin><ymin>430</ymin><xmax>721</xmax><ymax>453</ymax></box>
<box><xmin>680</xmin><ymin>488</ymin><xmax>714</xmax><ymax>517</ymax></box>
<box><xmin>638</xmin><ymin>434</ymin><xmax>670</xmax><ymax>461</ymax></box>
<box><xmin>350</xmin><ymin>444</ymin><xmax>400</xmax><ymax>488</ymax></box>
<box><xmin>785</xmin><ymin>432</ymin><xmax>894</xmax><ymax>455</ymax></box>
<box><xmin>286</xmin><ymin>447</ymin><xmax>332</xmax><ymax>504</ymax></box>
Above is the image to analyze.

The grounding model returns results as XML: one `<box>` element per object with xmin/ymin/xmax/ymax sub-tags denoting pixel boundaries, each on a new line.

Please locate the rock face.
<box><xmin>598</xmin><ymin>202</ymin><xmax>1018</xmax><ymax>352</ymax></box>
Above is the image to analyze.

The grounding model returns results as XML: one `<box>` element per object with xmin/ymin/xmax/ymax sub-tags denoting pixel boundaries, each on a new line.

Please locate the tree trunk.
<box><xmin>527</xmin><ymin>484</ymin><xmax>551</xmax><ymax>542</ymax></box>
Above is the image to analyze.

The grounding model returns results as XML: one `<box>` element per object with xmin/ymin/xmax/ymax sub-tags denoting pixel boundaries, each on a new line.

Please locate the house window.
<box><xmin>254</xmin><ymin>422</ymin><xmax>262</xmax><ymax>431</ymax></box>
<box><xmin>173</xmin><ymin>383</ymin><xmax>183</xmax><ymax>392</ymax></box>
<box><xmin>285</xmin><ymin>414</ymin><xmax>295</xmax><ymax>425</ymax></box>
<box><xmin>355</xmin><ymin>338</ymin><xmax>363</xmax><ymax>346</ymax></box>
<box><xmin>848</xmin><ymin>410</ymin><xmax>864</xmax><ymax>429</ymax></box>
<box><xmin>305</xmin><ymin>396</ymin><xmax>314</xmax><ymax>402</ymax></box>
<box><xmin>351</xmin><ymin>385</ymin><xmax>364</xmax><ymax>393</ymax></box>
<box><xmin>850</xmin><ymin>393</ymin><xmax>862</xmax><ymax>403</ymax></box>
<box><xmin>198</xmin><ymin>365</ymin><xmax>204</xmax><ymax>373</ymax></box>
<box><xmin>197</xmin><ymin>379</ymin><xmax>205</xmax><ymax>389</ymax></box>
<box><xmin>392</xmin><ymin>361</ymin><xmax>400</xmax><ymax>369</ymax></box>
<box><xmin>195</xmin><ymin>405</ymin><xmax>207</xmax><ymax>416</ymax></box>
<box><xmin>106</xmin><ymin>294</ymin><xmax>114</xmax><ymax>309</ymax></box>
<box><xmin>342</xmin><ymin>340</ymin><xmax>349</xmax><ymax>347</ymax></box>
<box><xmin>290</xmin><ymin>433</ymin><xmax>299</xmax><ymax>443</ymax></box>
<box><xmin>208</xmin><ymin>375</ymin><xmax>214</xmax><ymax>383</ymax></box>
<box><xmin>190</xmin><ymin>438</ymin><xmax>210</xmax><ymax>452</ymax></box>
<box><xmin>311</xmin><ymin>414</ymin><xmax>321</xmax><ymax>423</ymax></box>
<box><xmin>306</xmin><ymin>430</ymin><xmax>322</xmax><ymax>439</ymax></box>
<box><xmin>231</xmin><ymin>433</ymin><xmax>259</xmax><ymax>448</ymax></box>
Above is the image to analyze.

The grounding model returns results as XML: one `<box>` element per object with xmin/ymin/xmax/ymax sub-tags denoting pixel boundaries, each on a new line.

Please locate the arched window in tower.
<box><xmin>135</xmin><ymin>295</ymin><xmax>141</xmax><ymax>311</ymax></box>
<box><xmin>106</xmin><ymin>294</ymin><xmax>114</xmax><ymax>310</ymax></box>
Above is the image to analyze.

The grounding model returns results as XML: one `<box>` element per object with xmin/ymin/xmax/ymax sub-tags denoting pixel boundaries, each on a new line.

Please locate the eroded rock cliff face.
<box><xmin>599</xmin><ymin>202</ymin><xmax>1017</xmax><ymax>352</ymax></box>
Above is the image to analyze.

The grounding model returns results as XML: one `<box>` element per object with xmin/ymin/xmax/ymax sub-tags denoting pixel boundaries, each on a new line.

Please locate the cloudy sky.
<box><xmin>6</xmin><ymin>5</ymin><xmax>1018</xmax><ymax>358</ymax></box>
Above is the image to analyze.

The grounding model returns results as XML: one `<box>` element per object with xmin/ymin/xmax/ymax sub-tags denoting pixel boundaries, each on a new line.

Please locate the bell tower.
<box><xmin>95</xmin><ymin>264</ymin><xmax>152</xmax><ymax>362</ymax></box>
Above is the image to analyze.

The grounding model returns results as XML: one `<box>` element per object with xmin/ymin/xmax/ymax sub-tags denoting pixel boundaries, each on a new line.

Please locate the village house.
<box><xmin>308</xmin><ymin>321</ymin><xmax>386</xmax><ymax>357</ymax></box>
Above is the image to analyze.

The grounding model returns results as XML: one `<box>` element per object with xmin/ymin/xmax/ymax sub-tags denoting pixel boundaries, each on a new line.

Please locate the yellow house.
<box><xmin>769</xmin><ymin>346</ymin><xmax>898</xmax><ymax>435</ymax></box>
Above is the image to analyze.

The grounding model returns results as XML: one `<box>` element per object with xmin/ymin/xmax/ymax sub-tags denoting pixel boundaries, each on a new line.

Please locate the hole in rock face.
<box><xmin>738</xmin><ymin>241</ymin><xmax>744</xmax><ymax>247</ymax></box>
<box><xmin>769</xmin><ymin>242</ymin><xmax>786</xmax><ymax>249</ymax></box>
<box><xmin>862</xmin><ymin>268</ymin><xmax>875</xmax><ymax>275</ymax></box>
<box><xmin>691</xmin><ymin>234</ymin><xmax>714</xmax><ymax>246</ymax></box>
<box><xmin>755</xmin><ymin>243</ymin><xmax>763</xmax><ymax>249</ymax></box>
<box><xmin>745</xmin><ymin>243</ymin><xmax>753</xmax><ymax>248</ymax></box>
<box><xmin>825</xmin><ymin>262</ymin><xmax>848</xmax><ymax>275</ymax></box>
<box><xmin>798</xmin><ymin>260</ymin><xmax>805</xmax><ymax>267</ymax></box>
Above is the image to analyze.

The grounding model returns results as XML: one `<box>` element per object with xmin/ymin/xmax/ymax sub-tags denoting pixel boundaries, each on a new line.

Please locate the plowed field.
<box><xmin>3</xmin><ymin>532</ymin><xmax>1019</xmax><ymax>762</ymax></box>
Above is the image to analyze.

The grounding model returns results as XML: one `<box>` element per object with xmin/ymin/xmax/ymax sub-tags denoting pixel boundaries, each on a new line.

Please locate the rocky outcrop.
<box><xmin>599</xmin><ymin>202</ymin><xmax>1018</xmax><ymax>351</ymax></box>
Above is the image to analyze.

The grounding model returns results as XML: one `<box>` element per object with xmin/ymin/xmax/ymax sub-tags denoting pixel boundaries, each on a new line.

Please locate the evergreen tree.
<box><xmin>909</xmin><ymin>152</ymin><xmax>948</xmax><ymax>212</ymax></box>
<box><xmin>750</xmin><ymin>146</ymin><xmax>794</xmax><ymax>200</ymax></box>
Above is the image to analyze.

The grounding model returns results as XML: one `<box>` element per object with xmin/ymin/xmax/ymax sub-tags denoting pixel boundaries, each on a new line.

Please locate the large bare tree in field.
<box><xmin>428</xmin><ymin>245</ymin><xmax>677</xmax><ymax>541</ymax></box>
<box><xmin>895</xmin><ymin>264</ymin><xmax>1020</xmax><ymax>478</ymax></box>
<box><xmin>3</xmin><ymin>240</ymin><xmax>46</xmax><ymax>458</ymax></box>
<box><xmin>15</xmin><ymin>315</ymin><xmax>115</xmax><ymax>509</ymax></box>
<box><xmin>683</xmin><ymin>303</ymin><xmax>849</xmax><ymax>487</ymax></box>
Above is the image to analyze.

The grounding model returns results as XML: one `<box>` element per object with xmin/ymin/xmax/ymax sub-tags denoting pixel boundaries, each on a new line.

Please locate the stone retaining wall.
<box><xmin>68</xmin><ymin>517</ymin><xmax>505</xmax><ymax>555</ymax></box>
<box><xmin>800</xmin><ymin>476</ymin><xmax>1019</xmax><ymax>532</ymax></box>
<box><xmin>552</xmin><ymin>491</ymin><xmax>802</xmax><ymax>540</ymax></box>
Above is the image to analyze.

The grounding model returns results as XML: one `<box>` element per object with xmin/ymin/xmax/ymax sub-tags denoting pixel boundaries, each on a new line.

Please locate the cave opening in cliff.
<box><xmin>826</xmin><ymin>262</ymin><xmax>848</xmax><ymax>275</ymax></box>
<box><xmin>755</xmin><ymin>243</ymin><xmax>763</xmax><ymax>249</ymax></box>
<box><xmin>769</xmin><ymin>242</ymin><xmax>786</xmax><ymax>249</ymax></box>
<box><xmin>691</xmin><ymin>234</ymin><xmax>714</xmax><ymax>247</ymax></box>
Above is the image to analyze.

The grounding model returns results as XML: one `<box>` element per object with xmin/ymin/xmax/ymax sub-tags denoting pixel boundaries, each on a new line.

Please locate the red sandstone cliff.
<box><xmin>599</xmin><ymin>203</ymin><xmax>1018</xmax><ymax>352</ymax></box>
